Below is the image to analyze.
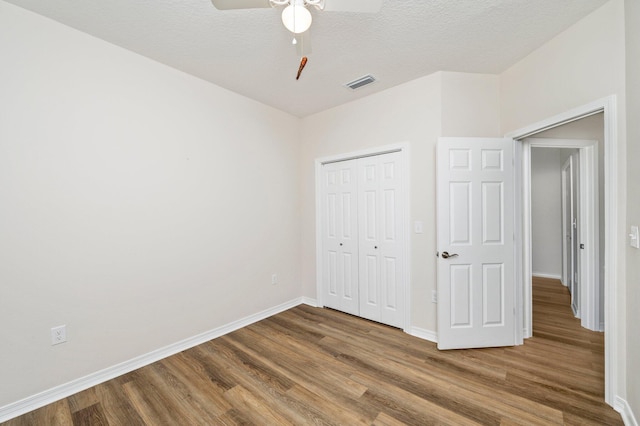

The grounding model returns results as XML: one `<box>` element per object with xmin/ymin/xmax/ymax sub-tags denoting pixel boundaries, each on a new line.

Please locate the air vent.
<box><xmin>345</xmin><ymin>74</ymin><xmax>376</xmax><ymax>90</ymax></box>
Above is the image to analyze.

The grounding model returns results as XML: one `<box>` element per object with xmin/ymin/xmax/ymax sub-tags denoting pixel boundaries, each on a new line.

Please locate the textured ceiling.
<box><xmin>4</xmin><ymin>0</ymin><xmax>607</xmax><ymax>117</ymax></box>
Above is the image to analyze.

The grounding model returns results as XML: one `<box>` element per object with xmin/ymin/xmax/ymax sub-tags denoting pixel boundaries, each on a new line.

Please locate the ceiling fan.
<box><xmin>210</xmin><ymin>0</ymin><xmax>382</xmax><ymax>57</ymax></box>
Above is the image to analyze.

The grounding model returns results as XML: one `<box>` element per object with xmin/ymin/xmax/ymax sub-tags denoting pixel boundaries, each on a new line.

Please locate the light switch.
<box><xmin>630</xmin><ymin>226</ymin><xmax>640</xmax><ymax>249</ymax></box>
<box><xmin>414</xmin><ymin>221</ymin><xmax>423</xmax><ymax>234</ymax></box>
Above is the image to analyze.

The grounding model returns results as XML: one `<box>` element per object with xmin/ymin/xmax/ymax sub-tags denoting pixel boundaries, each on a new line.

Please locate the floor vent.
<box><xmin>345</xmin><ymin>74</ymin><xmax>376</xmax><ymax>90</ymax></box>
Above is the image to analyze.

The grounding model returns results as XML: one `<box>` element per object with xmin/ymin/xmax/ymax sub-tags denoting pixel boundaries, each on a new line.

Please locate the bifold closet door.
<box><xmin>321</xmin><ymin>159</ymin><xmax>359</xmax><ymax>316</ymax></box>
<box><xmin>357</xmin><ymin>152</ymin><xmax>404</xmax><ymax>328</ymax></box>
<box><xmin>320</xmin><ymin>152</ymin><xmax>404</xmax><ymax>328</ymax></box>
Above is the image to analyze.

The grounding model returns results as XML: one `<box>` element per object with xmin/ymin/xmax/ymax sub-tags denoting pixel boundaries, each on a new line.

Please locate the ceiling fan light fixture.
<box><xmin>281</xmin><ymin>4</ymin><xmax>312</xmax><ymax>34</ymax></box>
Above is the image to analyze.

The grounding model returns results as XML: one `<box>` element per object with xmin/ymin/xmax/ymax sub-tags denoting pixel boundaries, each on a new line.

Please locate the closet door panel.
<box><xmin>322</xmin><ymin>160</ymin><xmax>359</xmax><ymax>315</ymax></box>
<box><xmin>378</xmin><ymin>152</ymin><xmax>404</xmax><ymax>327</ymax></box>
<box><xmin>358</xmin><ymin>156</ymin><xmax>381</xmax><ymax>322</ymax></box>
<box><xmin>358</xmin><ymin>152</ymin><xmax>403</xmax><ymax>327</ymax></box>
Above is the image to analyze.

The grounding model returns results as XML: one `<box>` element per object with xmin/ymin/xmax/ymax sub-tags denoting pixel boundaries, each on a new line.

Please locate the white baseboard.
<box><xmin>615</xmin><ymin>396</ymin><xmax>638</xmax><ymax>426</ymax></box>
<box><xmin>300</xmin><ymin>296</ymin><xmax>318</xmax><ymax>307</ymax></box>
<box><xmin>409</xmin><ymin>326</ymin><xmax>438</xmax><ymax>343</ymax></box>
<box><xmin>0</xmin><ymin>297</ymin><xmax>308</xmax><ymax>423</ymax></box>
<box><xmin>532</xmin><ymin>272</ymin><xmax>562</xmax><ymax>280</ymax></box>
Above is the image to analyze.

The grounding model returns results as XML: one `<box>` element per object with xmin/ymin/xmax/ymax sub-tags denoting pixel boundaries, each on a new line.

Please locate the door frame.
<box><xmin>506</xmin><ymin>95</ymin><xmax>618</xmax><ymax>406</ymax></box>
<box><xmin>561</xmin><ymin>155</ymin><xmax>573</xmax><ymax>290</ymax></box>
<box><xmin>314</xmin><ymin>142</ymin><xmax>411</xmax><ymax>332</ymax></box>
<box><xmin>526</xmin><ymin>138</ymin><xmax>599</xmax><ymax>329</ymax></box>
<box><xmin>561</xmin><ymin>154</ymin><xmax>580</xmax><ymax>316</ymax></box>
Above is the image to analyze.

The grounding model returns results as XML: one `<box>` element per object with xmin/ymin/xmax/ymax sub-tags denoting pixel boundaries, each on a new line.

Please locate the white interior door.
<box><xmin>561</xmin><ymin>157</ymin><xmax>572</xmax><ymax>289</ymax></box>
<box><xmin>571</xmin><ymin>152</ymin><xmax>581</xmax><ymax>317</ymax></box>
<box><xmin>561</xmin><ymin>156</ymin><xmax>580</xmax><ymax>315</ymax></box>
<box><xmin>321</xmin><ymin>160</ymin><xmax>359</xmax><ymax>316</ymax></box>
<box><xmin>437</xmin><ymin>138</ymin><xmax>516</xmax><ymax>349</ymax></box>
<box><xmin>358</xmin><ymin>152</ymin><xmax>404</xmax><ymax>327</ymax></box>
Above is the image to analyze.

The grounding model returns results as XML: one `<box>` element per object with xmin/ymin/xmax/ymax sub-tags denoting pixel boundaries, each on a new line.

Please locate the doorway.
<box><xmin>508</xmin><ymin>97</ymin><xmax>618</xmax><ymax>406</ymax></box>
<box><xmin>528</xmin><ymin>136</ymin><xmax>602</xmax><ymax>331</ymax></box>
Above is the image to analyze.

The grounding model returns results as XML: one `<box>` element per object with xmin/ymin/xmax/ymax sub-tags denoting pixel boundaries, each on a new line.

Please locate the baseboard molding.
<box><xmin>409</xmin><ymin>327</ymin><xmax>438</xmax><ymax>343</ymax></box>
<box><xmin>0</xmin><ymin>297</ymin><xmax>307</xmax><ymax>423</ymax></box>
<box><xmin>532</xmin><ymin>272</ymin><xmax>562</xmax><ymax>280</ymax></box>
<box><xmin>300</xmin><ymin>296</ymin><xmax>319</xmax><ymax>307</ymax></box>
<box><xmin>615</xmin><ymin>396</ymin><xmax>638</xmax><ymax>426</ymax></box>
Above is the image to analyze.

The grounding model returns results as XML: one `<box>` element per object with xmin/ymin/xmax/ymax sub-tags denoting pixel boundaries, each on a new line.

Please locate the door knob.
<box><xmin>441</xmin><ymin>251</ymin><xmax>458</xmax><ymax>259</ymax></box>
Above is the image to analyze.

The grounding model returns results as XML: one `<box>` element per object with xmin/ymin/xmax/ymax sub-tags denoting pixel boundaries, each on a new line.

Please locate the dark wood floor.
<box><xmin>4</xmin><ymin>277</ymin><xmax>622</xmax><ymax>425</ymax></box>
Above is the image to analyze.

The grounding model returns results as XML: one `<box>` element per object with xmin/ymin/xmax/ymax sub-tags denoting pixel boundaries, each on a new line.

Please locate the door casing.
<box><xmin>506</xmin><ymin>95</ymin><xmax>619</xmax><ymax>406</ymax></box>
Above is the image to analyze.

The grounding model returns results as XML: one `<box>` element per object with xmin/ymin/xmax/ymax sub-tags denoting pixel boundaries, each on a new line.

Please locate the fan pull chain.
<box><xmin>296</xmin><ymin>56</ymin><xmax>308</xmax><ymax>80</ymax></box>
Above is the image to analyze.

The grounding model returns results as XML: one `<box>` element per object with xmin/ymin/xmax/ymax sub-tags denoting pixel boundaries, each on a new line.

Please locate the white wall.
<box><xmin>441</xmin><ymin>72</ymin><xmax>501</xmax><ymax>137</ymax></box>
<box><xmin>500</xmin><ymin>0</ymin><xmax>627</xmax><ymax>408</ymax></box>
<box><xmin>625</xmin><ymin>0</ymin><xmax>640</xmax><ymax>420</ymax></box>
<box><xmin>530</xmin><ymin>148</ymin><xmax>565</xmax><ymax>278</ymax></box>
<box><xmin>0</xmin><ymin>1</ymin><xmax>301</xmax><ymax>408</ymax></box>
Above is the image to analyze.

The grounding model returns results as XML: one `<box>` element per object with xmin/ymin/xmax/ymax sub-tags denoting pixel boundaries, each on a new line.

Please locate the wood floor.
<box><xmin>5</xmin><ymin>277</ymin><xmax>622</xmax><ymax>425</ymax></box>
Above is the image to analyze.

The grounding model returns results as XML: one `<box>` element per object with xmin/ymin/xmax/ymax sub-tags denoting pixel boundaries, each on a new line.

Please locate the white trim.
<box><xmin>532</xmin><ymin>273</ymin><xmax>562</xmax><ymax>280</ymax></box>
<box><xmin>0</xmin><ymin>297</ymin><xmax>309</xmax><ymax>423</ymax></box>
<box><xmin>561</xmin><ymin>155</ymin><xmax>573</xmax><ymax>290</ymax></box>
<box><xmin>578</xmin><ymin>143</ymin><xmax>600</xmax><ymax>331</ymax></box>
<box><xmin>409</xmin><ymin>327</ymin><xmax>438</xmax><ymax>343</ymax></box>
<box><xmin>520</xmin><ymin>143</ymin><xmax>533</xmax><ymax>339</ymax></box>
<box><xmin>403</xmin><ymin>145</ymin><xmax>412</xmax><ymax>333</ymax></box>
<box><xmin>300</xmin><ymin>296</ymin><xmax>319</xmax><ymax>307</ymax></box>
<box><xmin>615</xmin><ymin>396</ymin><xmax>639</xmax><ymax>426</ymax></box>
<box><xmin>505</xmin><ymin>100</ymin><xmax>605</xmax><ymax>140</ymax></box>
<box><xmin>507</xmin><ymin>95</ymin><xmax>618</xmax><ymax>407</ymax></box>
<box><xmin>314</xmin><ymin>143</ymin><xmax>412</xmax><ymax>332</ymax></box>
<box><xmin>514</xmin><ymin>141</ymin><xmax>524</xmax><ymax>345</ymax></box>
<box><xmin>315</xmin><ymin>159</ymin><xmax>324</xmax><ymax>308</ymax></box>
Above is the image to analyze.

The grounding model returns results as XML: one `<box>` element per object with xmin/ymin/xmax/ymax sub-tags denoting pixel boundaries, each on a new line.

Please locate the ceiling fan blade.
<box><xmin>210</xmin><ymin>0</ymin><xmax>271</xmax><ymax>10</ymax></box>
<box><xmin>322</xmin><ymin>0</ymin><xmax>381</xmax><ymax>13</ymax></box>
<box><xmin>295</xmin><ymin>31</ymin><xmax>312</xmax><ymax>56</ymax></box>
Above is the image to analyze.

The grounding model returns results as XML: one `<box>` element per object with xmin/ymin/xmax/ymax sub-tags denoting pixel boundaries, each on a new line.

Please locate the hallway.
<box><xmin>529</xmin><ymin>276</ymin><xmax>612</xmax><ymax>422</ymax></box>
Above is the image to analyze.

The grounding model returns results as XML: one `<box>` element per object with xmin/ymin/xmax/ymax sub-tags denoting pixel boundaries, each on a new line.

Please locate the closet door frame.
<box><xmin>315</xmin><ymin>143</ymin><xmax>411</xmax><ymax>332</ymax></box>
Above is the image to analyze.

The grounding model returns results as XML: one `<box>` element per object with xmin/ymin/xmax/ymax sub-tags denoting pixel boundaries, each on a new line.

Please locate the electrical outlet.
<box><xmin>51</xmin><ymin>325</ymin><xmax>67</xmax><ymax>345</ymax></box>
<box><xmin>431</xmin><ymin>290</ymin><xmax>437</xmax><ymax>304</ymax></box>
<box><xmin>271</xmin><ymin>274</ymin><xmax>278</xmax><ymax>285</ymax></box>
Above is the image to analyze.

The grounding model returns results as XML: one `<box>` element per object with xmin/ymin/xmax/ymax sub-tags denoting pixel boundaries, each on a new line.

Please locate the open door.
<box><xmin>437</xmin><ymin>138</ymin><xmax>516</xmax><ymax>349</ymax></box>
<box><xmin>561</xmin><ymin>154</ymin><xmax>580</xmax><ymax>316</ymax></box>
